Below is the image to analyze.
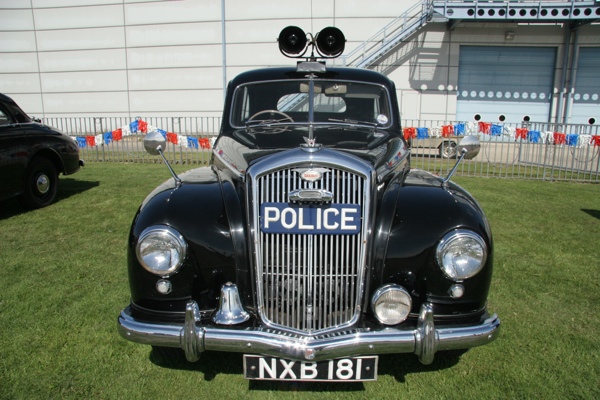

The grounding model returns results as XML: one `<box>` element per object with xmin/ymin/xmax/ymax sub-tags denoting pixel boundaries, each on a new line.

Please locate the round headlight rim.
<box><xmin>136</xmin><ymin>225</ymin><xmax>187</xmax><ymax>277</ymax></box>
<box><xmin>371</xmin><ymin>284</ymin><xmax>413</xmax><ymax>326</ymax></box>
<box><xmin>436</xmin><ymin>229</ymin><xmax>488</xmax><ymax>281</ymax></box>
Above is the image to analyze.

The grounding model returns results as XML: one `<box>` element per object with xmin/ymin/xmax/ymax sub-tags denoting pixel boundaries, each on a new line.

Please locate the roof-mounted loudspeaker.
<box><xmin>278</xmin><ymin>26</ymin><xmax>346</xmax><ymax>60</ymax></box>
<box><xmin>315</xmin><ymin>27</ymin><xmax>345</xmax><ymax>57</ymax></box>
<box><xmin>278</xmin><ymin>26</ymin><xmax>308</xmax><ymax>57</ymax></box>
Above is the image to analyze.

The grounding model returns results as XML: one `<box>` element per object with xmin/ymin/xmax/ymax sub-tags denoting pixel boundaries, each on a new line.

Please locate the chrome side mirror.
<box><xmin>144</xmin><ymin>130</ymin><xmax>167</xmax><ymax>155</ymax></box>
<box><xmin>443</xmin><ymin>135</ymin><xmax>480</xmax><ymax>187</ymax></box>
<box><xmin>458</xmin><ymin>135</ymin><xmax>481</xmax><ymax>160</ymax></box>
<box><xmin>143</xmin><ymin>131</ymin><xmax>181</xmax><ymax>186</ymax></box>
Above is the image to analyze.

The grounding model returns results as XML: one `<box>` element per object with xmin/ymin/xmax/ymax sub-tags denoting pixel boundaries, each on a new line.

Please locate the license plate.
<box><xmin>243</xmin><ymin>355</ymin><xmax>378</xmax><ymax>381</ymax></box>
<box><xmin>260</xmin><ymin>202</ymin><xmax>361</xmax><ymax>235</ymax></box>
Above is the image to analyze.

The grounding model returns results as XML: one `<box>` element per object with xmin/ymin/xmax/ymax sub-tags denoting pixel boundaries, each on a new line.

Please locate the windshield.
<box><xmin>230</xmin><ymin>79</ymin><xmax>392</xmax><ymax>128</ymax></box>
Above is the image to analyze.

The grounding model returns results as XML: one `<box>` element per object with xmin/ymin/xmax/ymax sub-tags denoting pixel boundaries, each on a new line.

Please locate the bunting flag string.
<box><xmin>399</xmin><ymin>121</ymin><xmax>600</xmax><ymax>148</ymax></box>
<box><xmin>74</xmin><ymin>119</ymin><xmax>600</xmax><ymax>150</ymax></box>
<box><xmin>74</xmin><ymin>118</ymin><xmax>212</xmax><ymax>150</ymax></box>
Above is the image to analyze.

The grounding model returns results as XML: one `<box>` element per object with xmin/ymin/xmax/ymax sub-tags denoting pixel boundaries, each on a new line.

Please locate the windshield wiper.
<box><xmin>328</xmin><ymin>118</ymin><xmax>377</xmax><ymax>128</ymax></box>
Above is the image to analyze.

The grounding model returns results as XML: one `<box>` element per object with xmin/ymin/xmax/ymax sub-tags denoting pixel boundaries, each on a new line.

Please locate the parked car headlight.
<box><xmin>136</xmin><ymin>226</ymin><xmax>187</xmax><ymax>276</ymax></box>
<box><xmin>436</xmin><ymin>230</ymin><xmax>487</xmax><ymax>280</ymax></box>
<box><xmin>371</xmin><ymin>285</ymin><xmax>412</xmax><ymax>325</ymax></box>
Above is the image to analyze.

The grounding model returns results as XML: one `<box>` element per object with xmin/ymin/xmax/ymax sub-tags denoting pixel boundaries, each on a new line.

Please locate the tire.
<box><xmin>20</xmin><ymin>158</ymin><xmax>58</xmax><ymax>209</ymax></box>
<box><xmin>439</xmin><ymin>141</ymin><xmax>458</xmax><ymax>159</ymax></box>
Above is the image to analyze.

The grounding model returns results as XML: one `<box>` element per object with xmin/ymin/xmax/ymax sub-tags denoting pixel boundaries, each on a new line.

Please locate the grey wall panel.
<box><xmin>37</xmin><ymin>49</ymin><xmax>128</xmax><ymax>73</ymax></box>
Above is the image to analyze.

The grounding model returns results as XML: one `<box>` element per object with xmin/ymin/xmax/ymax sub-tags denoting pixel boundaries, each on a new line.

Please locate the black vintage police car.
<box><xmin>118</xmin><ymin>27</ymin><xmax>499</xmax><ymax>382</ymax></box>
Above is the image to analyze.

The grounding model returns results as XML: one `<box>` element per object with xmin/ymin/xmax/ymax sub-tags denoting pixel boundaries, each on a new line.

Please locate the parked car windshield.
<box><xmin>230</xmin><ymin>79</ymin><xmax>392</xmax><ymax>129</ymax></box>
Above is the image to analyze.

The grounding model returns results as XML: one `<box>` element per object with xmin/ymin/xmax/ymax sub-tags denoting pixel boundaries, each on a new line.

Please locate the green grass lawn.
<box><xmin>1</xmin><ymin>163</ymin><xmax>599</xmax><ymax>399</ymax></box>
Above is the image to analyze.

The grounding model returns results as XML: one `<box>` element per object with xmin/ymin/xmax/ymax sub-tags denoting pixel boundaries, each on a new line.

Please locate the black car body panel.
<box><xmin>118</xmin><ymin>59</ymin><xmax>499</xmax><ymax>378</ymax></box>
<box><xmin>0</xmin><ymin>93</ymin><xmax>82</xmax><ymax>207</ymax></box>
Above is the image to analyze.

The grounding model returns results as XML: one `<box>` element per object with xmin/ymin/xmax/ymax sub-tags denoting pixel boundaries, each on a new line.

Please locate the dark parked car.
<box><xmin>0</xmin><ymin>93</ymin><xmax>83</xmax><ymax>208</ymax></box>
<box><xmin>118</xmin><ymin>27</ymin><xmax>499</xmax><ymax>382</ymax></box>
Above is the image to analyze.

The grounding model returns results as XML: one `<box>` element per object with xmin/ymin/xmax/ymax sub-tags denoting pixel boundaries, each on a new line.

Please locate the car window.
<box><xmin>231</xmin><ymin>80</ymin><xmax>391</xmax><ymax>127</ymax></box>
<box><xmin>0</xmin><ymin>108</ymin><xmax>11</xmax><ymax>125</ymax></box>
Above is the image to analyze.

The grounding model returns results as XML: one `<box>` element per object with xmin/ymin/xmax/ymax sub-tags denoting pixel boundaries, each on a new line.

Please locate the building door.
<box><xmin>457</xmin><ymin>46</ymin><xmax>556</xmax><ymax>123</ymax></box>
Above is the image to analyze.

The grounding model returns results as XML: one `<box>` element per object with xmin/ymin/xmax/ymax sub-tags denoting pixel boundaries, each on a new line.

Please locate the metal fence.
<box><xmin>49</xmin><ymin>116</ymin><xmax>600</xmax><ymax>183</ymax></box>
<box><xmin>405</xmin><ymin>119</ymin><xmax>600</xmax><ymax>182</ymax></box>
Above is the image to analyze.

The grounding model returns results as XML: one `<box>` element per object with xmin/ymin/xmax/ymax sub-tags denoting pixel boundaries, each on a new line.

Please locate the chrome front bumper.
<box><xmin>118</xmin><ymin>301</ymin><xmax>500</xmax><ymax>365</ymax></box>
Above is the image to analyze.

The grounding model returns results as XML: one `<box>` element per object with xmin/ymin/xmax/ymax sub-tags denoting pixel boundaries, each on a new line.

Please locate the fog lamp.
<box><xmin>449</xmin><ymin>284</ymin><xmax>465</xmax><ymax>298</ymax></box>
<box><xmin>371</xmin><ymin>285</ymin><xmax>412</xmax><ymax>325</ymax></box>
<box><xmin>156</xmin><ymin>279</ymin><xmax>172</xmax><ymax>295</ymax></box>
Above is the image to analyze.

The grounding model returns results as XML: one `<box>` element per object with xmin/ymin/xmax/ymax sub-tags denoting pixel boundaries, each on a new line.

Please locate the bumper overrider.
<box><xmin>118</xmin><ymin>291</ymin><xmax>500</xmax><ymax>365</ymax></box>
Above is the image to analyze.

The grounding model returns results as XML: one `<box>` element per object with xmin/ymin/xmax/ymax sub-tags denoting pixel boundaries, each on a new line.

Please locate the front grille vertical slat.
<box><xmin>256</xmin><ymin>166</ymin><xmax>368</xmax><ymax>334</ymax></box>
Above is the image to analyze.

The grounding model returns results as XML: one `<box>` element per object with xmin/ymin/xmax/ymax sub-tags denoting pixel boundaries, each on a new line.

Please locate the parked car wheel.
<box><xmin>439</xmin><ymin>140</ymin><xmax>458</xmax><ymax>158</ymax></box>
<box><xmin>20</xmin><ymin>157</ymin><xmax>58</xmax><ymax>209</ymax></box>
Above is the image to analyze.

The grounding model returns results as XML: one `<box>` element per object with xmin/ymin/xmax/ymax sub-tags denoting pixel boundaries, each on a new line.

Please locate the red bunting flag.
<box><xmin>166</xmin><ymin>132</ymin><xmax>178</xmax><ymax>145</ymax></box>
<box><xmin>199</xmin><ymin>138</ymin><xmax>211</xmax><ymax>149</ymax></box>
<box><xmin>112</xmin><ymin>128</ymin><xmax>123</xmax><ymax>141</ymax></box>
<box><xmin>441</xmin><ymin>125</ymin><xmax>454</xmax><ymax>137</ymax></box>
<box><xmin>403</xmin><ymin>127</ymin><xmax>416</xmax><ymax>141</ymax></box>
<box><xmin>478</xmin><ymin>122</ymin><xmax>491</xmax><ymax>134</ymax></box>
<box><xmin>138</xmin><ymin>120</ymin><xmax>148</xmax><ymax>133</ymax></box>
<box><xmin>85</xmin><ymin>136</ymin><xmax>96</xmax><ymax>147</ymax></box>
<box><xmin>515</xmin><ymin>128</ymin><xmax>528</xmax><ymax>140</ymax></box>
<box><xmin>592</xmin><ymin>135</ymin><xmax>600</xmax><ymax>147</ymax></box>
<box><xmin>553</xmin><ymin>132</ymin><xmax>566</xmax><ymax>145</ymax></box>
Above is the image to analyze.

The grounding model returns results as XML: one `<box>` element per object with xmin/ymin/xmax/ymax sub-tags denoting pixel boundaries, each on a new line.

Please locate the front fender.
<box><xmin>127</xmin><ymin>167</ymin><xmax>242</xmax><ymax>318</ymax></box>
<box><xmin>374</xmin><ymin>169</ymin><xmax>493</xmax><ymax>318</ymax></box>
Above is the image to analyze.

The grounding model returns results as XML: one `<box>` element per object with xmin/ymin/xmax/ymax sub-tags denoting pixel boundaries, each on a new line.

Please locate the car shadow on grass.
<box><xmin>582</xmin><ymin>209</ymin><xmax>600</xmax><ymax>220</ymax></box>
<box><xmin>55</xmin><ymin>177</ymin><xmax>100</xmax><ymax>202</ymax></box>
<box><xmin>149</xmin><ymin>349</ymin><xmax>464</xmax><ymax>390</ymax></box>
<box><xmin>0</xmin><ymin>178</ymin><xmax>99</xmax><ymax>220</ymax></box>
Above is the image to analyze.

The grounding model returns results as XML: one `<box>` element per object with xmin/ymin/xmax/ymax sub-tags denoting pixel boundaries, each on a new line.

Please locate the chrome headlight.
<box><xmin>371</xmin><ymin>285</ymin><xmax>412</xmax><ymax>325</ymax></box>
<box><xmin>436</xmin><ymin>230</ymin><xmax>487</xmax><ymax>280</ymax></box>
<box><xmin>136</xmin><ymin>225</ymin><xmax>187</xmax><ymax>276</ymax></box>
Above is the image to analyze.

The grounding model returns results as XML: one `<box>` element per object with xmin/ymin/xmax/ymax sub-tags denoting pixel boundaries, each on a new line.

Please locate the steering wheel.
<box><xmin>248</xmin><ymin>110</ymin><xmax>294</xmax><ymax>123</ymax></box>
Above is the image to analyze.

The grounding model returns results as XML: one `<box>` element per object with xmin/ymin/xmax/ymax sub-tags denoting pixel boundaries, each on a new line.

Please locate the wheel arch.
<box><xmin>28</xmin><ymin>148</ymin><xmax>66</xmax><ymax>175</ymax></box>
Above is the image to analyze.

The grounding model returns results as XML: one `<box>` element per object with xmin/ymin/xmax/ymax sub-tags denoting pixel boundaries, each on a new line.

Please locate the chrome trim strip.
<box><xmin>288</xmin><ymin>188</ymin><xmax>333</xmax><ymax>203</ymax></box>
<box><xmin>117</xmin><ymin>301</ymin><xmax>500</xmax><ymax>364</ymax></box>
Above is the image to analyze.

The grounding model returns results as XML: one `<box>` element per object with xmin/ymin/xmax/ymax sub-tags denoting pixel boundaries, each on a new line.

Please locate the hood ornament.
<box><xmin>303</xmin><ymin>136</ymin><xmax>317</xmax><ymax>147</ymax></box>
<box><xmin>301</xmin><ymin>136</ymin><xmax>322</xmax><ymax>152</ymax></box>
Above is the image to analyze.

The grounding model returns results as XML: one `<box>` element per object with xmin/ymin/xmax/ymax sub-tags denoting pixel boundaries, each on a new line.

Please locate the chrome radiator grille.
<box><xmin>254</xmin><ymin>166</ymin><xmax>367</xmax><ymax>334</ymax></box>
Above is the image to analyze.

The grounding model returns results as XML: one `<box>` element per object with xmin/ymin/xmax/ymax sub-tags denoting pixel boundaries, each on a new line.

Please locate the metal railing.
<box><xmin>47</xmin><ymin>116</ymin><xmax>221</xmax><ymax>165</ymax></box>
<box><xmin>49</xmin><ymin>116</ymin><xmax>600</xmax><ymax>182</ymax></box>
<box><xmin>338</xmin><ymin>0</ymin><xmax>433</xmax><ymax>68</ymax></box>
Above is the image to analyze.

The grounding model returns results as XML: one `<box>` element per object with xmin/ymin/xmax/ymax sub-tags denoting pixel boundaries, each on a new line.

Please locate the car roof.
<box><xmin>229</xmin><ymin>66</ymin><xmax>394</xmax><ymax>88</ymax></box>
<box><xmin>0</xmin><ymin>92</ymin><xmax>18</xmax><ymax>105</ymax></box>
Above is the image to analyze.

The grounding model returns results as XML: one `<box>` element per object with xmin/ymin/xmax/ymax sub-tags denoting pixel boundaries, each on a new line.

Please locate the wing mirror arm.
<box><xmin>442</xmin><ymin>136</ymin><xmax>480</xmax><ymax>188</ymax></box>
<box><xmin>144</xmin><ymin>131</ymin><xmax>182</xmax><ymax>186</ymax></box>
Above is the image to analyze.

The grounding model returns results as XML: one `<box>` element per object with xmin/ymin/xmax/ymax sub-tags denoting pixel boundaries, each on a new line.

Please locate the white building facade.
<box><xmin>1</xmin><ymin>0</ymin><xmax>599</xmax><ymax>125</ymax></box>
